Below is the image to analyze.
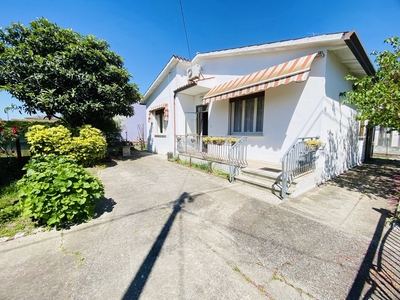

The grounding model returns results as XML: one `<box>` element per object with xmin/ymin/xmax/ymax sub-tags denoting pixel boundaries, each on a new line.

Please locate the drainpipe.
<box><xmin>174</xmin><ymin>92</ymin><xmax>177</xmax><ymax>156</ymax></box>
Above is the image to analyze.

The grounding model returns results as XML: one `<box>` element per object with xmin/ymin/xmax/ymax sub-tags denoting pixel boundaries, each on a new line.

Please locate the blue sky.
<box><xmin>1</xmin><ymin>0</ymin><xmax>399</xmax><ymax>121</ymax></box>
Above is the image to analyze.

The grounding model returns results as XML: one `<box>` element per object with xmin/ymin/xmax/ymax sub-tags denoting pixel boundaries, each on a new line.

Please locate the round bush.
<box><xmin>25</xmin><ymin>124</ymin><xmax>107</xmax><ymax>167</ymax></box>
<box><xmin>18</xmin><ymin>155</ymin><xmax>105</xmax><ymax>228</ymax></box>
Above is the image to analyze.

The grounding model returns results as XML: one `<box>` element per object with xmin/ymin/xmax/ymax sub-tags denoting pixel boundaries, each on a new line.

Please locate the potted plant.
<box><xmin>305</xmin><ymin>139</ymin><xmax>324</xmax><ymax>151</ymax></box>
<box><xmin>202</xmin><ymin>137</ymin><xmax>212</xmax><ymax>144</ymax></box>
<box><xmin>228</xmin><ymin>137</ymin><xmax>238</xmax><ymax>145</ymax></box>
<box><xmin>212</xmin><ymin>137</ymin><xmax>225</xmax><ymax>145</ymax></box>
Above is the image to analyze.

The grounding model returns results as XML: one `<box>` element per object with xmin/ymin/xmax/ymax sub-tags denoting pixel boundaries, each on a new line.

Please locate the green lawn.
<box><xmin>0</xmin><ymin>182</ymin><xmax>36</xmax><ymax>238</ymax></box>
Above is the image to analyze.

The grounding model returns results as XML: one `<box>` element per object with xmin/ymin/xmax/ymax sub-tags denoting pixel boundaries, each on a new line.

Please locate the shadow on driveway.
<box><xmin>330</xmin><ymin>158</ymin><xmax>400</xmax><ymax>202</ymax></box>
<box><xmin>122</xmin><ymin>192</ymin><xmax>196</xmax><ymax>300</ymax></box>
<box><xmin>344</xmin><ymin>158</ymin><xmax>400</xmax><ymax>299</ymax></box>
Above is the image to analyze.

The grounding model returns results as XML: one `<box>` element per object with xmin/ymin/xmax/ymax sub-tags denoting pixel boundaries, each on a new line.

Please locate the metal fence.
<box><xmin>176</xmin><ymin>135</ymin><xmax>248</xmax><ymax>180</ymax></box>
<box><xmin>281</xmin><ymin>136</ymin><xmax>321</xmax><ymax>199</ymax></box>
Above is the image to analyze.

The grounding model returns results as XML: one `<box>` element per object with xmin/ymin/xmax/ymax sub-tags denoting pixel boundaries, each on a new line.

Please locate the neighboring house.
<box><xmin>373</xmin><ymin>126</ymin><xmax>400</xmax><ymax>156</ymax></box>
<box><xmin>123</xmin><ymin>103</ymin><xmax>147</xmax><ymax>142</ymax></box>
<box><xmin>140</xmin><ymin>31</ymin><xmax>375</xmax><ymax>198</ymax></box>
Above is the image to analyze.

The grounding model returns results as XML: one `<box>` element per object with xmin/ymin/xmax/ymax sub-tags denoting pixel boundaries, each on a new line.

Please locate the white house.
<box><xmin>140</xmin><ymin>31</ymin><xmax>375</xmax><ymax>198</ymax></box>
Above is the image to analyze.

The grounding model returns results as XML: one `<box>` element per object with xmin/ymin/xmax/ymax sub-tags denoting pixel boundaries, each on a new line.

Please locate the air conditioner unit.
<box><xmin>187</xmin><ymin>65</ymin><xmax>202</xmax><ymax>81</ymax></box>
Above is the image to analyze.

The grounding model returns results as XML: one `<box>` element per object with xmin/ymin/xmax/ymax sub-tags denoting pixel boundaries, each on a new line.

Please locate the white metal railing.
<box><xmin>281</xmin><ymin>136</ymin><xmax>321</xmax><ymax>199</ymax></box>
<box><xmin>176</xmin><ymin>135</ymin><xmax>201</xmax><ymax>153</ymax></box>
<box><xmin>228</xmin><ymin>136</ymin><xmax>248</xmax><ymax>182</ymax></box>
<box><xmin>176</xmin><ymin>135</ymin><xmax>248</xmax><ymax>180</ymax></box>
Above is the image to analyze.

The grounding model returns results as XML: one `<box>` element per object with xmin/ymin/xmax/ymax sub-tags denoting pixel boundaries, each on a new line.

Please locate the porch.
<box><xmin>175</xmin><ymin>135</ymin><xmax>322</xmax><ymax>199</ymax></box>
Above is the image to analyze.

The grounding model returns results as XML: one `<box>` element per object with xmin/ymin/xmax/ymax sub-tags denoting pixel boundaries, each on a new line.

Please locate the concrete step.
<box><xmin>235</xmin><ymin>167</ymin><xmax>297</xmax><ymax>196</ymax></box>
<box><xmin>241</xmin><ymin>167</ymin><xmax>281</xmax><ymax>181</ymax></box>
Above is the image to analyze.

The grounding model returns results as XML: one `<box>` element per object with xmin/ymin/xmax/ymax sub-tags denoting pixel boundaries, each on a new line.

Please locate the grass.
<box><xmin>0</xmin><ymin>181</ymin><xmax>36</xmax><ymax>238</ymax></box>
<box><xmin>171</xmin><ymin>157</ymin><xmax>230</xmax><ymax>179</ymax></box>
<box><xmin>60</xmin><ymin>231</ymin><xmax>85</xmax><ymax>268</ymax></box>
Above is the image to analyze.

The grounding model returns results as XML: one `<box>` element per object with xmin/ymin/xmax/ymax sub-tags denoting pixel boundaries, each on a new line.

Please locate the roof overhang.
<box><xmin>174</xmin><ymin>80</ymin><xmax>212</xmax><ymax>96</ymax></box>
<box><xmin>343</xmin><ymin>31</ymin><xmax>375</xmax><ymax>76</ymax></box>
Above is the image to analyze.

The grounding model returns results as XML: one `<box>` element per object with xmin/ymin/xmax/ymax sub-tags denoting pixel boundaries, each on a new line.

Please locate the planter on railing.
<box><xmin>201</xmin><ymin>137</ymin><xmax>238</xmax><ymax>163</ymax></box>
<box><xmin>176</xmin><ymin>135</ymin><xmax>246</xmax><ymax>171</ymax></box>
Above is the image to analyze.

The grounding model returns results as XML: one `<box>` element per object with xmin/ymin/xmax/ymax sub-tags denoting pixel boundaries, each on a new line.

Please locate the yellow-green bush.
<box><xmin>70</xmin><ymin>126</ymin><xmax>107</xmax><ymax>166</ymax></box>
<box><xmin>26</xmin><ymin>125</ymin><xmax>72</xmax><ymax>155</ymax></box>
<box><xmin>26</xmin><ymin>125</ymin><xmax>106</xmax><ymax>166</ymax></box>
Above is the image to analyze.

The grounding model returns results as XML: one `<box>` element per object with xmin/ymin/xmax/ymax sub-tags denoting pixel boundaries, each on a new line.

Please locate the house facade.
<box><xmin>141</xmin><ymin>31</ymin><xmax>375</xmax><ymax>197</ymax></box>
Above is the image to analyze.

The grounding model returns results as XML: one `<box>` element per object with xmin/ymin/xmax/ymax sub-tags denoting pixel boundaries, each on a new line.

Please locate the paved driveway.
<box><xmin>0</xmin><ymin>152</ymin><xmax>398</xmax><ymax>299</ymax></box>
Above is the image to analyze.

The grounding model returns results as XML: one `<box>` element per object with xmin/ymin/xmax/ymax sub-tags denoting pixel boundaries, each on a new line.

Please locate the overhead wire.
<box><xmin>179</xmin><ymin>0</ymin><xmax>192</xmax><ymax>61</ymax></box>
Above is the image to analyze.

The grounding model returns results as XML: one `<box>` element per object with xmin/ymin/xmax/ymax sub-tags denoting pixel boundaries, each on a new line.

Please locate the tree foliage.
<box><xmin>0</xmin><ymin>18</ymin><xmax>141</xmax><ymax>131</ymax></box>
<box><xmin>341</xmin><ymin>37</ymin><xmax>400</xmax><ymax>131</ymax></box>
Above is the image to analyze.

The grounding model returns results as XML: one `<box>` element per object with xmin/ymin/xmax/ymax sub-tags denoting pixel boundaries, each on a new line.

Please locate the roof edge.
<box><xmin>344</xmin><ymin>31</ymin><xmax>375</xmax><ymax>76</ymax></box>
<box><xmin>141</xmin><ymin>55</ymin><xmax>190</xmax><ymax>104</ymax></box>
<box><xmin>192</xmin><ymin>32</ymin><xmax>347</xmax><ymax>62</ymax></box>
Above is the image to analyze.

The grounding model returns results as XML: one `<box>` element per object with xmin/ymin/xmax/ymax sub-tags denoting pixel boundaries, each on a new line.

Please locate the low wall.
<box><xmin>374</xmin><ymin>146</ymin><xmax>400</xmax><ymax>156</ymax></box>
<box><xmin>177</xmin><ymin>154</ymin><xmax>230</xmax><ymax>174</ymax></box>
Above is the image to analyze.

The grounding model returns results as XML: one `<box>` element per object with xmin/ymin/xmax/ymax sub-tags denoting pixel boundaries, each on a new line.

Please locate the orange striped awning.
<box><xmin>148</xmin><ymin>103</ymin><xmax>169</xmax><ymax>122</ymax></box>
<box><xmin>203</xmin><ymin>52</ymin><xmax>323</xmax><ymax>104</ymax></box>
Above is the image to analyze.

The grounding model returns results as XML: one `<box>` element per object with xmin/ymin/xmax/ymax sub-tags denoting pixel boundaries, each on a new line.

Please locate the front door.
<box><xmin>183</xmin><ymin>105</ymin><xmax>208</xmax><ymax>153</ymax></box>
<box><xmin>196</xmin><ymin>105</ymin><xmax>208</xmax><ymax>136</ymax></box>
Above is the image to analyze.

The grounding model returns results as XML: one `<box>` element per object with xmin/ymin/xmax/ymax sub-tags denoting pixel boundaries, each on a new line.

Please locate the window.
<box><xmin>230</xmin><ymin>93</ymin><xmax>264</xmax><ymax>134</ymax></box>
<box><xmin>155</xmin><ymin>109</ymin><xmax>165</xmax><ymax>134</ymax></box>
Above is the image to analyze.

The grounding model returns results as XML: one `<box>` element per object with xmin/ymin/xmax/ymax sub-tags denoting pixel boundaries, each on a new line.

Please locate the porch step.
<box><xmin>235</xmin><ymin>167</ymin><xmax>298</xmax><ymax>196</ymax></box>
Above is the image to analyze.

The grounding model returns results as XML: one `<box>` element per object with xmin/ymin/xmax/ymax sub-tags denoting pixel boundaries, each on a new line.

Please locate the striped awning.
<box><xmin>203</xmin><ymin>52</ymin><xmax>323</xmax><ymax>104</ymax></box>
<box><xmin>148</xmin><ymin>103</ymin><xmax>169</xmax><ymax>122</ymax></box>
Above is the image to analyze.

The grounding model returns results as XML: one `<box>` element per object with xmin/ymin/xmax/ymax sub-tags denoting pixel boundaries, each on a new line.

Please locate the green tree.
<box><xmin>0</xmin><ymin>18</ymin><xmax>141</xmax><ymax>131</ymax></box>
<box><xmin>342</xmin><ymin>37</ymin><xmax>400</xmax><ymax>131</ymax></box>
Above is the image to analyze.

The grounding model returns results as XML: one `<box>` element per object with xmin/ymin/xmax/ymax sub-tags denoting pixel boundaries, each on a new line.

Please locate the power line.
<box><xmin>179</xmin><ymin>0</ymin><xmax>192</xmax><ymax>61</ymax></box>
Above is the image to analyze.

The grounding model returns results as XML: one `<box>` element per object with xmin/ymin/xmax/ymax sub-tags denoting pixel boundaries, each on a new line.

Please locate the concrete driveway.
<box><xmin>0</xmin><ymin>152</ymin><xmax>398</xmax><ymax>299</ymax></box>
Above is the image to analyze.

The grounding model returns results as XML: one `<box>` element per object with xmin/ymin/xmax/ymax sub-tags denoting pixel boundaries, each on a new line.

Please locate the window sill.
<box><xmin>231</xmin><ymin>133</ymin><xmax>264</xmax><ymax>137</ymax></box>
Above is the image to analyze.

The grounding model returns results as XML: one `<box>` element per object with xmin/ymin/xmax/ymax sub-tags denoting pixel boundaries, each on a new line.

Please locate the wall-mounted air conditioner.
<box><xmin>187</xmin><ymin>65</ymin><xmax>202</xmax><ymax>81</ymax></box>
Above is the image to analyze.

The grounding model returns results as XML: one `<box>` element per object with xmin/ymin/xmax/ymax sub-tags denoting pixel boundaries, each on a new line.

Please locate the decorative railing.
<box><xmin>281</xmin><ymin>136</ymin><xmax>322</xmax><ymax>199</ymax></box>
<box><xmin>176</xmin><ymin>135</ymin><xmax>201</xmax><ymax>153</ymax></box>
<box><xmin>176</xmin><ymin>135</ymin><xmax>248</xmax><ymax>179</ymax></box>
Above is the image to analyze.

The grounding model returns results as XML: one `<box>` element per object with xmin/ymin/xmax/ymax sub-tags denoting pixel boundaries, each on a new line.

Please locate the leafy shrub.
<box><xmin>18</xmin><ymin>155</ymin><xmax>105</xmax><ymax>228</ymax></box>
<box><xmin>26</xmin><ymin>124</ymin><xmax>107</xmax><ymax>166</ymax></box>
<box><xmin>70</xmin><ymin>126</ymin><xmax>107</xmax><ymax>166</ymax></box>
<box><xmin>26</xmin><ymin>124</ymin><xmax>72</xmax><ymax>155</ymax></box>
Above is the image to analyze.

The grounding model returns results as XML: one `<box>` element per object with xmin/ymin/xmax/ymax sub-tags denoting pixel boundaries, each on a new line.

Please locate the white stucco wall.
<box><xmin>145</xmin><ymin>67</ymin><xmax>181</xmax><ymax>154</ymax></box>
<box><xmin>318</xmin><ymin>51</ymin><xmax>365</xmax><ymax>182</ymax></box>
<box><xmin>200</xmin><ymin>47</ymin><xmax>328</xmax><ymax>164</ymax></box>
<box><xmin>207</xmin><ymin>100</ymin><xmax>230</xmax><ymax>136</ymax></box>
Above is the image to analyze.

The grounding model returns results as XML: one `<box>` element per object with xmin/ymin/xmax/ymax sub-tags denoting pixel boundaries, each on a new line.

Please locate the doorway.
<box><xmin>196</xmin><ymin>105</ymin><xmax>208</xmax><ymax>136</ymax></box>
